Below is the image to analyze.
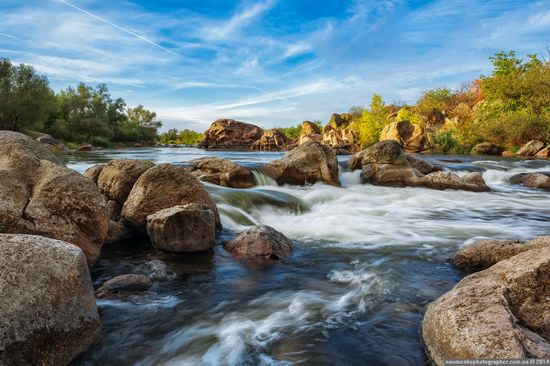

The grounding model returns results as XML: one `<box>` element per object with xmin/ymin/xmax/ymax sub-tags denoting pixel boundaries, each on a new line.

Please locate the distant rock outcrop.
<box><xmin>298</xmin><ymin>113</ymin><xmax>361</xmax><ymax>154</ymax></box>
<box><xmin>199</xmin><ymin>119</ymin><xmax>264</xmax><ymax>150</ymax></box>
<box><xmin>516</xmin><ymin>140</ymin><xmax>545</xmax><ymax>156</ymax></box>
<box><xmin>379</xmin><ymin>120</ymin><xmax>428</xmax><ymax>152</ymax></box>
<box><xmin>252</xmin><ymin>129</ymin><xmax>288</xmax><ymax>151</ymax></box>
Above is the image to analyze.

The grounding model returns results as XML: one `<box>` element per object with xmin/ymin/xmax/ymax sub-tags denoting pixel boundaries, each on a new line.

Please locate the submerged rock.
<box><xmin>0</xmin><ymin>234</ymin><xmax>99</xmax><ymax>365</ymax></box>
<box><xmin>348</xmin><ymin>140</ymin><xmax>489</xmax><ymax>192</ymax></box>
<box><xmin>121</xmin><ymin>163</ymin><xmax>221</xmax><ymax>230</ymax></box>
<box><xmin>198</xmin><ymin>119</ymin><xmax>264</xmax><ymax>150</ymax></box>
<box><xmin>379</xmin><ymin>120</ymin><xmax>427</xmax><ymax>152</ymax></box>
<box><xmin>422</xmin><ymin>243</ymin><xmax>550</xmax><ymax>365</ymax></box>
<box><xmin>224</xmin><ymin>225</ymin><xmax>293</xmax><ymax>260</ymax></box>
<box><xmin>0</xmin><ymin>131</ymin><xmax>109</xmax><ymax>266</ymax></box>
<box><xmin>471</xmin><ymin>142</ymin><xmax>500</xmax><ymax>155</ymax></box>
<box><xmin>97</xmin><ymin>159</ymin><xmax>155</xmax><ymax>204</ymax></box>
<box><xmin>452</xmin><ymin>237</ymin><xmax>550</xmax><ymax>272</ymax></box>
<box><xmin>95</xmin><ymin>274</ymin><xmax>153</xmax><ymax>298</ymax></box>
<box><xmin>263</xmin><ymin>140</ymin><xmax>341</xmax><ymax>186</ymax></box>
<box><xmin>77</xmin><ymin>144</ymin><xmax>95</xmax><ymax>152</ymax></box>
<box><xmin>509</xmin><ymin>172</ymin><xmax>550</xmax><ymax>190</ymax></box>
<box><xmin>189</xmin><ymin>157</ymin><xmax>255</xmax><ymax>188</ymax></box>
<box><xmin>146</xmin><ymin>204</ymin><xmax>216</xmax><ymax>253</ymax></box>
<box><xmin>516</xmin><ymin>140</ymin><xmax>544</xmax><ymax>156</ymax></box>
<box><xmin>145</xmin><ymin>259</ymin><xmax>177</xmax><ymax>280</ymax></box>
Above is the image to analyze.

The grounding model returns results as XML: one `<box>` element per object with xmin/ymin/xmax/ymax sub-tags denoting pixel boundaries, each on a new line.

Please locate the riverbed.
<box><xmin>65</xmin><ymin>148</ymin><xmax>550</xmax><ymax>366</ymax></box>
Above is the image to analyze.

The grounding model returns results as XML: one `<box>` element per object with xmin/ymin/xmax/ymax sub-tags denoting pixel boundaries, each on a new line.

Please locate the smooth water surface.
<box><xmin>65</xmin><ymin>148</ymin><xmax>550</xmax><ymax>366</ymax></box>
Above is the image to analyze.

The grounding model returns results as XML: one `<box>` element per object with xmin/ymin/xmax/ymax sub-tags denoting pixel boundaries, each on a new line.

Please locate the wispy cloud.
<box><xmin>56</xmin><ymin>0</ymin><xmax>178</xmax><ymax>56</ymax></box>
<box><xmin>202</xmin><ymin>0</ymin><xmax>276</xmax><ymax>40</ymax></box>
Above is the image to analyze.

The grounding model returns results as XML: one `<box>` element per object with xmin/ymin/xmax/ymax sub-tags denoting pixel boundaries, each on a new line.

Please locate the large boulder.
<box><xmin>224</xmin><ymin>225</ymin><xmax>293</xmax><ymax>260</ymax></box>
<box><xmin>453</xmin><ymin>237</ymin><xmax>550</xmax><ymax>272</ymax></box>
<box><xmin>471</xmin><ymin>142</ymin><xmax>500</xmax><ymax>155</ymax></box>
<box><xmin>263</xmin><ymin>140</ymin><xmax>340</xmax><ymax>186</ymax></box>
<box><xmin>188</xmin><ymin>157</ymin><xmax>255</xmax><ymax>188</ymax></box>
<box><xmin>510</xmin><ymin>172</ymin><xmax>550</xmax><ymax>190</ymax></box>
<box><xmin>516</xmin><ymin>140</ymin><xmax>545</xmax><ymax>156</ymax></box>
<box><xmin>422</xmin><ymin>244</ymin><xmax>550</xmax><ymax>365</ymax></box>
<box><xmin>0</xmin><ymin>234</ymin><xmax>99</xmax><ymax>365</ymax></box>
<box><xmin>299</xmin><ymin>133</ymin><xmax>323</xmax><ymax>145</ymax></box>
<box><xmin>198</xmin><ymin>119</ymin><xmax>264</xmax><ymax>150</ymax></box>
<box><xmin>0</xmin><ymin>131</ymin><xmax>109</xmax><ymax>266</ymax></box>
<box><xmin>147</xmin><ymin>204</ymin><xmax>216</xmax><ymax>253</ymax></box>
<box><xmin>121</xmin><ymin>163</ymin><xmax>221</xmax><ymax>230</ymax></box>
<box><xmin>76</xmin><ymin>144</ymin><xmax>95</xmax><ymax>152</ymax></box>
<box><xmin>252</xmin><ymin>129</ymin><xmax>288</xmax><ymax>151</ymax></box>
<box><xmin>348</xmin><ymin>140</ymin><xmax>489</xmax><ymax>192</ymax></box>
<box><xmin>379</xmin><ymin>120</ymin><xmax>427</xmax><ymax>152</ymax></box>
<box><xmin>97</xmin><ymin>159</ymin><xmax>155</xmax><ymax>204</ymax></box>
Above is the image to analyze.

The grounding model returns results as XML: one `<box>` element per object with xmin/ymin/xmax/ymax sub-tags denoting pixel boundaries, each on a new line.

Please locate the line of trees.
<box><xmin>0</xmin><ymin>58</ymin><xmax>162</xmax><ymax>147</ymax></box>
<box><xmin>348</xmin><ymin>50</ymin><xmax>550</xmax><ymax>153</ymax></box>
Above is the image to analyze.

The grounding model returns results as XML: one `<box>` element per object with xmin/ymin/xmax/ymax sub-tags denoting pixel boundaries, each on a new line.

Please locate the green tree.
<box><xmin>0</xmin><ymin>58</ymin><xmax>54</xmax><ymax>131</ymax></box>
<box><xmin>350</xmin><ymin>94</ymin><xmax>391</xmax><ymax>147</ymax></box>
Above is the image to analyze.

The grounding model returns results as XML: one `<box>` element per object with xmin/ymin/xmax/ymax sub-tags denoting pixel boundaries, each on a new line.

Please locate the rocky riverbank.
<box><xmin>1</xmin><ymin>129</ymin><xmax>550</xmax><ymax>364</ymax></box>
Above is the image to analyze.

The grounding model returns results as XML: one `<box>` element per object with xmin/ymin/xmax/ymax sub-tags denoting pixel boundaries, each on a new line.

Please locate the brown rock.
<box><xmin>121</xmin><ymin>163</ymin><xmax>221</xmax><ymax>230</ymax></box>
<box><xmin>510</xmin><ymin>172</ymin><xmax>550</xmax><ymax>190</ymax></box>
<box><xmin>264</xmin><ymin>140</ymin><xmax>340</xmax><ymax>186</ymax></box>
<box><xmin>253</xmin><ymin>129</ymin><xmax>288</xmax><ymax>151</ymax></box>
<box><xmin>301</xmin><ymin>121</ymin><xmax>321</xmax><ymax>135</ymax></box>
<box><xmin>323</xmin><ymin>113</ymin><xmax>352</xmax><ymax>132</ymax></box>
<box><xmin>502</xmin><ymin>151</ymin><xmax>515</xmax><ymax>157</ymax></box>
<box><xmin>105</xmin><ymin>220</ymin><xmax>134</xmax><ymax>244</ymax></box>
<box><xmin>422</xmin><ymin>243</ymin><xmax>550</xmax><ymax>365</ymax></box>
<box><xmin>471</xmin><ymin>142</ymin><xmax>500</xmax><ymax>155</ymax></box>
<box><xmin>95</xmin><ymin>274</ymin><xmax>153</xmax><ymax>298</ymax></box>
<box><xmin>0</xmin><ymin>234</ymin><xmax>99</xmax><ymax>366</ymax></box>
<box><xmin>453</xmin><ymin>236</ymin><xmax>550</xmax><ymax>272</ymax></box>
<box><xmin>77</xmin><ymin>144</ymin><xmax>95</xmax><ymax>152</ymax></box>
<box><xmin>146</xmin><ymin>204</ymin><xmax>216</xmax><ymax>252</ymax></box>
<box><xmin>224</xmin><ymin>225</ymin><xmax>293</xmax><ymax>260</ymax></box>
<box><xmin>198</xmin><ymin>119</ymin><xmax>264</xmax><ymax>150</ymax></box>
<box><xmin>0</xmin><ymin>132</ymin><xmax>109</xmax><ymax>266</ymax></box>
<box><xmin>379</xmin><ymin>120</ymin><xmax>427</xmax><ymax>152</ymax></box>
<box><xmin>36</xmin><ymin>134</ymin><xmax>58</xmax><ymax>146</ymax></box>
<box><xmin>83</xmin><ymin>164</ymin><xmax>105</xmax><ymax>184</ymax></box>
<box><xmin>348</xmin><ymin>140</ymin><xmax>488</xmax><ymax>192</ymax></box>
<box><xmin>97</xmin><ymin>159</ymin><xmax>154</xmax><ymax>204</ymax></box>
<box><xmin>299</xmin><ymin>133</ymin><xmax>323</xmax><ymax>145</ymax></box>
<box><xmin>189</xmin><ymin>157</ymin><xmax>255</xmax><ymax>188</ymax></box>
<box><xmin>106</xmin><ymin>199</ymin><xmax>123</xmax><ymax>221</ymax></box>
<box><xmin>516</xmin><ymin>140</ymin><xmax>544</xmax><ymax>156</ymax></box>
<box><xmin>535</xmin><ymin>145</ymin><xmax>550</xmax><ymax>158</ymax></box>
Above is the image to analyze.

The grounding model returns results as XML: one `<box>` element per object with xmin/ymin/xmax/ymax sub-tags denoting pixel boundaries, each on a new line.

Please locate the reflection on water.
<box><xmin>68</xmin><ymin>148</ymin><xmax>550</xmax><ymax>366</ymax></box>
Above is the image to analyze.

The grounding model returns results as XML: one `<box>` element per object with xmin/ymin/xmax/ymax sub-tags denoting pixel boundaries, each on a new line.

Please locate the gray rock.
<box><xmin>224</xmin><ymin>225</ymin><xmax>293</xmax><ymax>260</ymax></box>
<box><xmin>95</xmin><ymin>274</ymin><xmax>153</xmax><ymax>298</ymax></box>
<box><xmin>0</xmin><ymin>234</ymin><xmax>99</xmax><ymax>365</ymax></box>
<box><xmin>146</xmin><ymin>204</ymin><xmax>216</xmax><ymax>252</ymax></box>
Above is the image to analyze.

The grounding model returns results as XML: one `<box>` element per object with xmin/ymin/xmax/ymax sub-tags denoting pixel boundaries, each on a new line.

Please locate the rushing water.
<box><xmin>65</xmin><ymin>148</ymin><xmax>550</xmax><ymax>366</ymax></box>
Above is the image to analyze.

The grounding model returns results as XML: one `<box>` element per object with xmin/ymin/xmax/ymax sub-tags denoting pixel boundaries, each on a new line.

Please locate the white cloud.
<box><xmin>283</xmin><ymin>42</ymin><xmax>310</xmax><ymax>58</ymax></box>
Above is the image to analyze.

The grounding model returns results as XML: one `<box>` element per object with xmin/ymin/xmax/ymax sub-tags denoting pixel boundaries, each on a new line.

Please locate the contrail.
<box><xmin>57</xmin><ymin>0</ymin><xmax>296</xmax><ymax>107</ymax></box>
<box><xmin>0</xmin><ymin>33</ymin><xmax>20</xmax><ymax>40</ymax></box>
<box><xmin>57</xmin><ymin>0</ymin><xmax>179</xmax><ymax>56</ymax></box>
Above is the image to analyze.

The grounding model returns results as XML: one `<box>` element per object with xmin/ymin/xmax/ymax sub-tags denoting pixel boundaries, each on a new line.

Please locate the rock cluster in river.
<box><xmin>188</xmin><ymin>157</ymin><xmax>256</xmax><ymax>188</ymax></box>
<box><xmin>348</xmin><ymin>140</ymin><xmax>490</xmax><ymax>191</ymax></box>
<box><xmin>422</xmin><ymin>236</ymin><xmax>550</xmax><ymax>365</ymax></box>
<box><xmin>198</xmin><ymin>119</ymin><xmax>264</xmax><ymax>150</ymax></box>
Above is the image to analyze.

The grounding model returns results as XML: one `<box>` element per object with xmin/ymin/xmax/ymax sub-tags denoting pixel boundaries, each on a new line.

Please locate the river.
<box><xmin>64</xmin><ymin>147</ymin><xmax>550</xmax><ymax>366</ymax></box>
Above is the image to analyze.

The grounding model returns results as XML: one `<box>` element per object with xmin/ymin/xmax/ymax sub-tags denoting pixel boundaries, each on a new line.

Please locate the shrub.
<box><xmin>430</xmin><ymin>130</ymin><xmax>471</xmax><ymax>154</ymax></box>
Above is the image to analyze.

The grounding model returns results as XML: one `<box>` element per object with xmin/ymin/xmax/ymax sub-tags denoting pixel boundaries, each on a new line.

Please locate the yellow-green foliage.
<box><xmin>349</xmin><ymin>94</ymin><xmax>391</xmax><ymax>148</ymax></box>
<box><xmin>159</xmin><ymin>128</ymin><xmax>204</xmax><ymax>145</ymax></box>
<box><xmin>396</xmin><ymin>106</ymin><xmax>424</xmax><ymax>126</ymax></box>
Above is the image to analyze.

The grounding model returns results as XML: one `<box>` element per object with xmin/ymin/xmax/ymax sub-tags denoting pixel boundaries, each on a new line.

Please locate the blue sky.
<box><xmin>1</xmin><ymin>0</ymin><xmax>549</xmax><ymax>131</ymax></box>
